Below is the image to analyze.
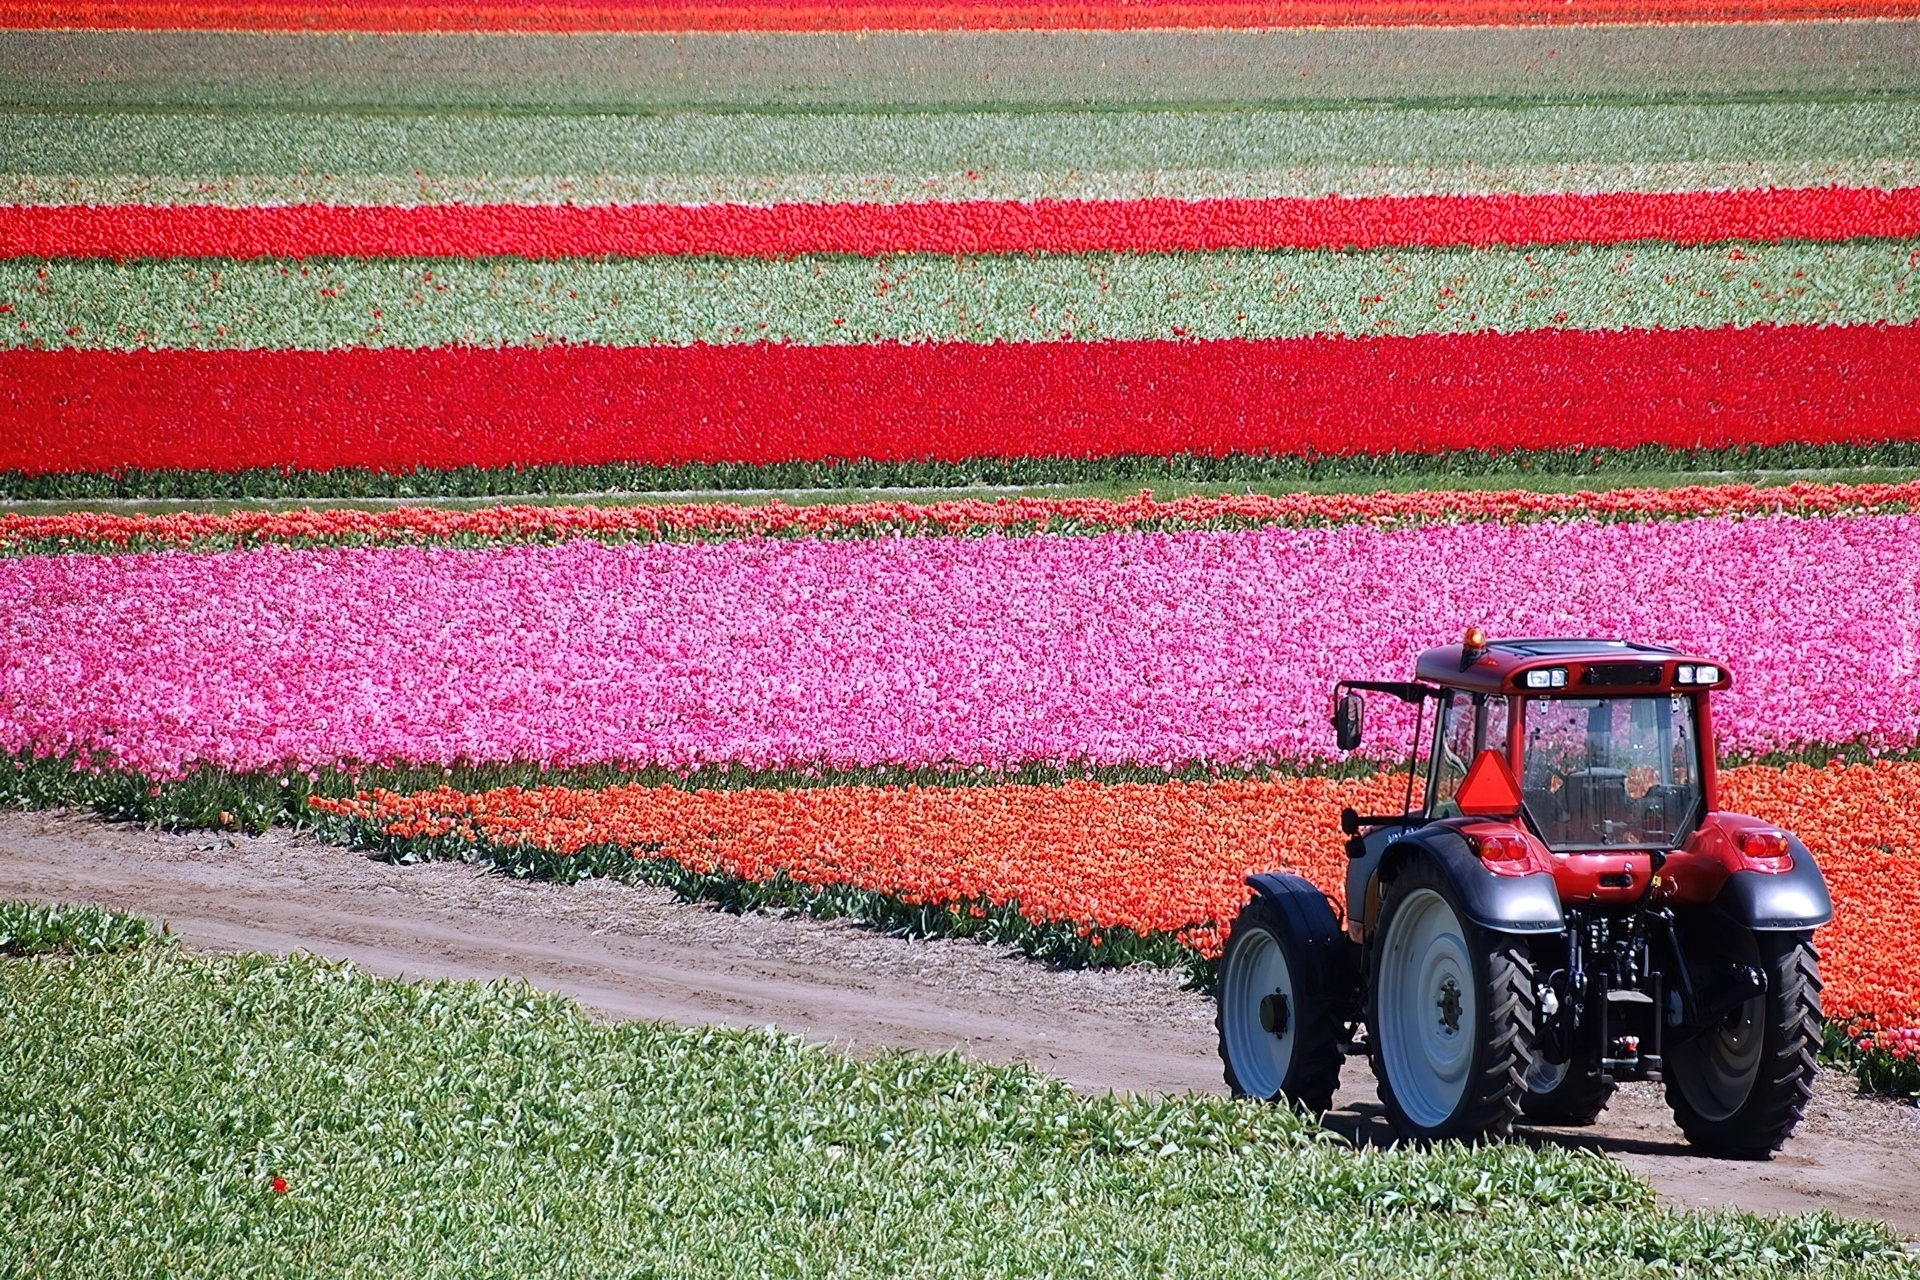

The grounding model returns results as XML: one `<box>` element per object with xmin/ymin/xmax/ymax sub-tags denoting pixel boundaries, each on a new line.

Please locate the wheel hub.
<box><xmin>1259</xmin><ymin>991</ymin><xmax>1290</xmax><ymax>1037</ymax></box>
<box><xmin>1436</xmin><ymin>977</ymin><xmax>1463</xmax><ymax>1034</ymax></box>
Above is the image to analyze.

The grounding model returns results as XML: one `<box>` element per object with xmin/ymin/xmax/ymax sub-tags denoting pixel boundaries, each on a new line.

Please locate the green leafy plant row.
<box><xmin>0</xmin><ymin>899</ymin><xmax>162</xmax><ymax>957</ymax></box>
<box><xmin>2</xmin><ymin>944</ymin><xmax>1908</xmax><ymax>1278</ymax></box>
<box><xmin>0</xmin><ymin>749</ymin><xmax>1391</xmax><ymax>837</ymax></box>
<box><xmin>8</xmin><ymin>442</ymin><xmax>1920</xmax><ymax>501</ymax></box>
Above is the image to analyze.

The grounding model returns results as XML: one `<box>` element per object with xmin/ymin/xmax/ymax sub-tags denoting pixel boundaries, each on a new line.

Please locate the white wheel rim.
<box><xmin>1377</xmin><ymin>887</ymin><xmax>1476</xmax><ymax>1130</ymax></box>
<box><xmin>1222</xmin><ymin>926</ymin><xmax>1297</xmax><ymax>1099</ymax></box>
<box><xmin>1676</xmin><ymin>996</ymin><xmax>1765</xmax><ymax>1121</ymax></box>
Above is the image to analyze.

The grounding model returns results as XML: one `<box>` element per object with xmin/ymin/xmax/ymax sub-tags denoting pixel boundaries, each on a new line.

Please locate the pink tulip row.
<box><xmin>2</xmin><ymin>513</ymin><xmax>1914</xmax><ymax>778</ymax></box>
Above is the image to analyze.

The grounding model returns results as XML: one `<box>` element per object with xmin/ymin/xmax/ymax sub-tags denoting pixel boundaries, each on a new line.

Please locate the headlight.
<box><xmin>1695</xmin><ymin>665</ymin><xmax>1718</xmax><ymax>684</ymax></box>
<box><xmin>1676</xmin><ymin>665</ymin><xmax>1695</xmax><ymax>684</ymax></box>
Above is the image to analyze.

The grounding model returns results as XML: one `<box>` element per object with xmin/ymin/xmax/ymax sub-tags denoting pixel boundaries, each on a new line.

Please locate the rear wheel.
<box><xmin>1368</xmin><ymin>857</ymin><xmax>1536</xmax><ymax>1141</ymax></box>
<box><xmin>1520</xmin><ymin>1056</ymin><xmax>1615</xmax><ymax>1126</ymax></box>
<box><xmin>1666</xmin><ymin>927</ymin><xmax>1821</xmax><ymax>1158</ymax></box>
<box><xmin>1216</xmin><ymin>894</ymin><xmax>1343</xmax><ymax>1112</ymax></box>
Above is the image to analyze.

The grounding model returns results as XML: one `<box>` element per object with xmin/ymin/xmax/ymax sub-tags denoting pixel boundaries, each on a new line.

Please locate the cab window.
<box><xmin>1428</xmin><ymin>692</ymin><xmax>1509</xmax><ymax>817</ymax></box>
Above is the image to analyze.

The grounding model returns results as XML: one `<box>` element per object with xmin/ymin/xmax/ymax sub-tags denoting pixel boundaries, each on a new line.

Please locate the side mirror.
<box><xmin>1333</xmin><ymin>692</ymin><xmax>1364</xmax><ymax>751</ymax></box>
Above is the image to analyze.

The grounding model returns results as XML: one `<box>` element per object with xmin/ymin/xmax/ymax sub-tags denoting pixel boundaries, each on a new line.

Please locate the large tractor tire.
<box><xmin>1216</xmin><ymin>893</ymin><xmax>1344</xmax><ymax>1112</ymax></box>
<box><xmin>1666</xmin><ymin>927</ymin><xmax>1821</xmax><ymax>1158</ymax></box>
<box><xmin>1520</xmin><ymin>1057</ymin><xmax>1614</xmax><ymax>1127</ymax></box>
<box><xmin>1368</xmin><ymin>856</ymin><xmax>1537</xmax><ymax>1141</ymax></box>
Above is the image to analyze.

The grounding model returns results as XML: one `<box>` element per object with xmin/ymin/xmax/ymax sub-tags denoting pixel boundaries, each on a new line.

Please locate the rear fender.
<box><xmin>1377</xmin><ymin>826</ymin><xmax>1564</xmax><ymax>936</ymax></box>
<box><xmin>1344</xmin><ymin>823</ymin><xmax>1408</xmax><ymax>944</ymax></box>
<box><xmin>1713</xmin><ymin>836</ymin><xmax>1834</xmax><ymax>930</ymax></box>
<box><xmin>1244</xmin><ymin>872</ymin><xmax>1364</xmax><ymax>1009</ymax></box>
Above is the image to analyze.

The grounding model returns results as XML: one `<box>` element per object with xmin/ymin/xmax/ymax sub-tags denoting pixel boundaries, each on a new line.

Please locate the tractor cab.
<box><xmin>1409</xmin><ymin>634</ymin><xmax>1721</xmax><ymax>855</ymax></box>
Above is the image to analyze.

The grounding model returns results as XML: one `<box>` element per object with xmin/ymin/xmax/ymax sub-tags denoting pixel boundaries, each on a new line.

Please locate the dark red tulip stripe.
<box><xmin>12</xmin><ymin>186</ymin><xmax>1920</xmax><ymax>260</ymax></box>
<box><xmin>6</xmin><ymin>480</ymin><xmax>1919</xmax><ymax>555</ymax></box>
<box><xmin>6</xmin><ymin>324</ymin><xmax>1916</xmax><ymax>475</ymax></box>
<box><xmin>5</xmin><ymin>0</ymin><xmax>1916</xmax><ymax>28</ymax></box>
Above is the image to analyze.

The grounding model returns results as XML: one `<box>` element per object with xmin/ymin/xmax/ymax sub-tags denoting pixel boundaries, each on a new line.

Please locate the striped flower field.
<box><xmin>7</xmin><ymin>15</ymin><xmax>1920</xmax><ymax>486</ymax></box>
<box><xmin>3</xmin><ymin>0</ymin><xmax>1920</xmax><ymax>1065</ymax></box>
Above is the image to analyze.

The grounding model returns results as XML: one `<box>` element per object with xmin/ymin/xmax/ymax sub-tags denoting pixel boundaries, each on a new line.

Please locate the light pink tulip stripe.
<box><xmin>2</xmin><ymin>515</ymin><xmax>1915</xmax><ymax>778</ymax></box>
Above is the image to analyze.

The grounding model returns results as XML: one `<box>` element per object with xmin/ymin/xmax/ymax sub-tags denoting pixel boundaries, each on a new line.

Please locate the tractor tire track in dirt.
<box><xmin>3</xmin><ymin>808</ymin><xmax>1917</xmax><ymax>1236</ymax></box>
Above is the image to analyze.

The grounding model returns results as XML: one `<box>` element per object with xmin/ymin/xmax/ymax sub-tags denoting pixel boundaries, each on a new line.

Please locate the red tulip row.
<box><xmin>7</xmin><ymin>324</ymin><xmax>1919</xmax><ymax>476</ymax></box>
<box><xmin>11</xmin><ymin>187</ymin><xmax>1919</xmax><ymax>260</ymax></box>
<box><xmin>312</xmin><ymin>760</ymin><xmax>1920</xmax><ymax>1030</ymax></box>
<box><xmin>6</xmin><ymin>479</ymin><xmax>1918</xmax><ymax>555</ymax></box>
<box><xmin>4</xmin><ymin>0</ymin><xmax>1911</xmax><ymax>27</ymax></box>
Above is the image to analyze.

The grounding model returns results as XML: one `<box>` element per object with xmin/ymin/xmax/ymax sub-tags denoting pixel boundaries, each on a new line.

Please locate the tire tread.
<box><xmin>1215</xmin><ymin>896</ymin><xmax>1346</xmax><ymax>1113</ymax></box>
<box><xmin>1366</xmin><ymin>859</ymin><xmax>1537</xmax><ymax>1142</ymax></box>
<box><xmin>1667</xmin><ymin>933</ymin><xmax>1821</xmax><ymax>1158</ymax></box>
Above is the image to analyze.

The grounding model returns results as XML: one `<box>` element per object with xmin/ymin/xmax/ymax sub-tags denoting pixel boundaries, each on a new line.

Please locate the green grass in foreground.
<box><xmin>2</xmin><ymin>940</ymin><xmax>1910</xmax><ymax>1279</ymax></box>
<box><xmin>5</xmin><ymin>443</ymin><xmax>1919</xmax><ymax>506</ymax></box>
<box><xmin>0</xmin><ymin>899</ymin><xmax>163</xmax><ymax>956</ymax></box>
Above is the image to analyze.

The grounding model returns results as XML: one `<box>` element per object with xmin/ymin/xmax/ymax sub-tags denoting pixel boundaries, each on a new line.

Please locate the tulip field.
<box><xmin>8</xmin><ymin>11</ymin><xmax>1920</xmax><ymax>490</ymax></box>
<box><xmin>5</xmin><ymin>0</ymin><xmax>1920</xmax><ymax>1199</ymax></box>
<box><xmin>4</xmin><ymin>488</ymin><xmax>1919</xmax><ymax>1049</ymax></box>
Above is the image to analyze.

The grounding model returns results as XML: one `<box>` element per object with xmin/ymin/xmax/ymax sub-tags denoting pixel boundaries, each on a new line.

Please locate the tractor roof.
<box><xmin>1413</xmin><ymin>637</ymin><xmax>1732</xmax><ymax>695</ymax></box>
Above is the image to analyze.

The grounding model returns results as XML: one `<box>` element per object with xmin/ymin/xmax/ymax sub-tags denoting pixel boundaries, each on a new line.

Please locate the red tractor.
<box><xmin>1217</xmin><ymin>631</ymin><xmax>1833</xmax><ymax>1156</ymax></box>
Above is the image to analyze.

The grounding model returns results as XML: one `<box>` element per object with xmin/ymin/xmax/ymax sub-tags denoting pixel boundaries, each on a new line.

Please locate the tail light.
<box><xmin>1736</xmin><ymin>828</ymin><xmax>1793</xmax><ymax>871</ymax></box>
<box><xmin>1468</xmin><ymin>829</ymin><xmax>1539</xmax><ymax>874</ymax></box>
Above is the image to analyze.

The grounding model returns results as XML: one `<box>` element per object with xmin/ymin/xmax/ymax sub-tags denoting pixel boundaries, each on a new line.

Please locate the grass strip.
<box><xmin>7</xmin><ymin>26</ymin><xmax>1919</xmax><ymax>113</ymax></box>
<box><xmin>17</xmin><ymin>160</ymin><xmax>1920</xmax><ymax>210</ymax></box>
<box><xmin>9</xmin><ymin>103</ymin><xmax>1919</xmax><ymax>183</ymax></box>
<box><xmin>6</xmin><ymin>946</ymin><xmax>1906</xmax><ymax>1278</ymax></box>
<box><xmin>5</xmin><ymin>477</ymin><xmax>1920</xmax><ymax>557</ymax></box>
<box><xmin>12</xmin><ymin>240</ymin><xmax>1920</xmax><ymax>352</ymax></box>
<box><xmin>6</xmin><ymin>444</ymin><xmax>1920</xmax><ymax>501</ymax></box>
<box><xmin>0</xmin><ymin>899</ymin><xmax>161</xmax><ymax>956</ymax></box>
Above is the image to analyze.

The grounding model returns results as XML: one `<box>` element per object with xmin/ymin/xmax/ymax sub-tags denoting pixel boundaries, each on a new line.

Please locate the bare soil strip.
<box><xmin>2</xmin><ymin>807</ymin><xmax>1916</xmax><ymax>1235</ymax></box>
<box><xmin>3</xmin><ymin>24</ymin><xmax>1914</xmax><ymax>111</ymax></box>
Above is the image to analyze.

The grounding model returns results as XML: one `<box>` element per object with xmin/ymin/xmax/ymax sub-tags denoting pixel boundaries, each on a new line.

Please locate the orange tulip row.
<box><xmin>313</xmin><ymin>759</ymin><xmax>1918</xmax><ymax>1026</ymax></box>
<box><xmin>8</xmin><ymin>479</ymin><xmax>1920</xmax><ymax>555</ymax></box>
<box><xmin>1719</xmin><ymin>760</ymin><xmax>1920</xmax><ymax>1033</ymax></box>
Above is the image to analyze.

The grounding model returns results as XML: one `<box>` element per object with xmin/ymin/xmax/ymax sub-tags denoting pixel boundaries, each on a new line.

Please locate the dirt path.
<box><xmin>4</xmin><ymin>808</ymin><xmax>1917</xmax><ymax>1235</ymax></box>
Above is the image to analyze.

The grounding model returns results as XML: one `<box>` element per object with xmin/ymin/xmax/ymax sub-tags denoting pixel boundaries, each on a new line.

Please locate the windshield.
<box><xmin>1520</xmin><ymin>695</ymin><xmax>1703</xmax><ymax>850</ymax></box>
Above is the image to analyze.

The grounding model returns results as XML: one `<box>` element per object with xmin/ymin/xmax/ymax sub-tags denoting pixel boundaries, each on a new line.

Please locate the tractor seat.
<box><xmin>1560</xmin><ymin>768</ymin><xmax>1632</xmax><ymax>844</ymax></box>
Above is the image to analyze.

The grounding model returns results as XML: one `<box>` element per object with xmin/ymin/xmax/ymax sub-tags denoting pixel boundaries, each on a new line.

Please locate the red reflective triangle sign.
<box><xmin>1456</xmin><ymin>749</ymin><xmax>1524</xmax><ymax>817</ymax></box>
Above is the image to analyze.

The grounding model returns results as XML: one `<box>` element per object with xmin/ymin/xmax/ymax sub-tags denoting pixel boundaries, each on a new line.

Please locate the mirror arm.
<box><xmin>1336</xmin><ymin>679</ymin><xmax>1440</xmax><ymax>706</ymax></box>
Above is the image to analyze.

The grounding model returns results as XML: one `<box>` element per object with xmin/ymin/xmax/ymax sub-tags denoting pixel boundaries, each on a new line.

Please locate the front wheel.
<box><xmin>1216</xmin><ymin>894</ymin><xmax>1344</xmax><ymax>1112</ymax></box>
<box><xmin>1666</xmin><ymin>927</ymin><xmax>1821</xmax><ymax>1158</ymax></box>
<box><xmin>1368</xmin><ymin>857</ymin><xmax>1537</xmax><ymax>1141</ymax></box>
